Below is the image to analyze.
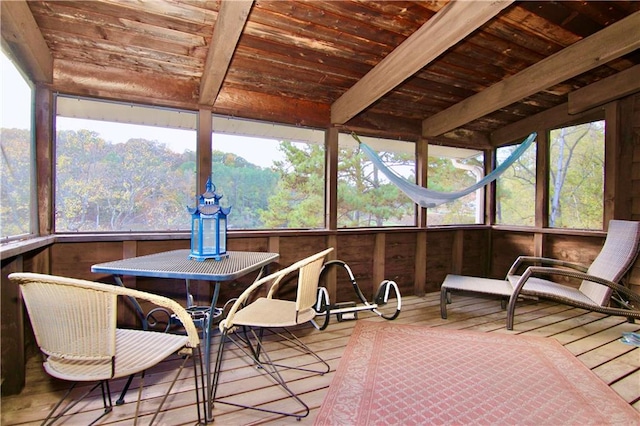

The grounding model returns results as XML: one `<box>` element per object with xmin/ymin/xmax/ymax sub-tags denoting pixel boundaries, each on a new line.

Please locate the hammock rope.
<box><xmin>352</xmin><ymin>132</ymin><xmax>537</xmax><ymax>208</ymax></box>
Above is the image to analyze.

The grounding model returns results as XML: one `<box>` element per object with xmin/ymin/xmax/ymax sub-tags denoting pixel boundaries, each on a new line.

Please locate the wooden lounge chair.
<box><xmin>210</xmin><ymin>248</ymin><xmax>333</xmax><ymax>420</ymax></box>
<box><xmin>441</xmin><ymin>220</ymin><xmax>640</xmax><ymax>330</ymax></box>
<box><xmin>9</xmin><ymin>272</ymin><xmax>205</xmax><ymax>425</ymax></box>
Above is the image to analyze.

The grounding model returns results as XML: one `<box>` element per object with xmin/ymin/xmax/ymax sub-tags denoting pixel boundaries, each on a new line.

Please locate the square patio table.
<box><xmin>91</xmin><ymin>249</ymin><xmax>279</xmax><ymax>422</ymax></box>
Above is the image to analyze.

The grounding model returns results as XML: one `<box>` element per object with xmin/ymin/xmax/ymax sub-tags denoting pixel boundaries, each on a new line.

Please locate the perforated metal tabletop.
<box><xmin>91</xmin><ymin>249</ymin><xmax>279</xmax><ymax>281</ymax></box>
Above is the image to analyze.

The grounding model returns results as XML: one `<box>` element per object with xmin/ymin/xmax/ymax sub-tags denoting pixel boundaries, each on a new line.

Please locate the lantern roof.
<box><xmin>187</xmin><ymin>178</ymin><xmax>231</xmax><ymax>217</ymax></box>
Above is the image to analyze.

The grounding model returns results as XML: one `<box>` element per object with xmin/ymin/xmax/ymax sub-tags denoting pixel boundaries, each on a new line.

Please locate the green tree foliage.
<box><xmin>496</xmin><ymin>121</ymin><xmax>603</xmax><ymax>229</ymax></box>
<box><xmin>427</xmin><ymin>156</ymin><xmax>482</xmax><ymax>225</ymax></box>
<box><xmin>55</xmin><ymin>130</ymin><xmax>195</xmax><ymax>231</ymax></box>
<box><xmin>1</xmin><ymin>128</ymin><xmax>31</xmax><ymax>238</ymax></box>
<box><xmin>211</xmin><ymin>150</ymin><xmax>278</xmax><ymax>229</ymax></box>
<box><xmin>259</xmin><ymin>141</ymin><xmax>325</xmax><ymax>228</ymax></box>
<box><xmin>496</xmin><ymin>143</ymin><xmax>537</xmax><ymax>226</ymax></box>
<box><xmin>3</xmin><ymin>121</ymin><xmax>605</xmax><ymax>236</ymax></box>
<box><xmin>337</xmin><ymin>146</ymin><xmax>414</xmax><ymax>227</ymax></box>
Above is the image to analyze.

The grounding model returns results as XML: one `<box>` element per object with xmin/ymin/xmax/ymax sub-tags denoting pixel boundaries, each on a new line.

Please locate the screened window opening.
<box><xmin>495</xmin><ymin>140</ymin><xmax>537</xmax><ymax>226</ymax></box>
<box><xmin>55</xmin><ymin>97</ymin><xmax>197</xmax><ymax>232</ymax></box>
<box><xmin>549</xmin><ymin>121</ymin><xmax>604</xmax><ymax>230</ymax></box>
<box><xmin>1</xmin><ymin>51</ymin><xmax>34</xmax><ymax>241</ymax></box>
<box><xmin>337</xmin><ymin>134</ymin><xmax>415</xmax><ymax>228</ymax></box>
<box><xmin>212</xmin><ymin>118</ymin><xmax>325</xmax><ymax>230</ymax></box>
<box><xmin>427</xmin><ymin>145</ymin><xmax>484</xmax><ymax>226</ymax></box>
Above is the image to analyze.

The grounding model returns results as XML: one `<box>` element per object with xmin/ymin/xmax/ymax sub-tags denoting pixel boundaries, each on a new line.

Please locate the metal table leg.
<box><xmin>204</xmin><ymin>281</ymin><xmax>220</xmax><ymax>422</ymax></box>
<box><xmin>183</xmin><ymin>278</ymin><xmax>222</xmax><ymax>423</ymax></box>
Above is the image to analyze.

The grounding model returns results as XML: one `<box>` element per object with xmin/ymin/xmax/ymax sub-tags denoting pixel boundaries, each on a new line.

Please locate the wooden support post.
<box><xmin>35</xmin><ymin>85</ymin><xmax>53</xmax><ymax>236</ymax></box>
<box><xmin>197</xmin><ymin>109</ymin><xmax>212</xmax><ymax>194</ymax></box>
<box><xmin>415</xmin><ymin>230</ymin><xmax>427</xmax><ymax>296</ymax></box>
<box><xmin>373</xmin><ymin>233</ymin><xmax>385</xmax><ymax>291</ymax></box>
<box><xmin>325</xmin><ymin>234</ymin><xmax>338</xmax><ymax>301</ymax></box>
<box><xmin>416</xmin><ymin>137</ymin><xmax>428</xmax><ymax>228</ymax></box>
<box><xmin>325</xmin><ymin>127</ymin><xmax>339</xmax><ymax>230</ymax></box>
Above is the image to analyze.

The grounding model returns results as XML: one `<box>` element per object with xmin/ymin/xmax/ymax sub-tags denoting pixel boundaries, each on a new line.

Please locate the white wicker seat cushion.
<box><xmin>230</xmin><ymin>297</ymin><xmax>316</xmax><ymax>328</ymax></box>
<box><xmin>44</xmin><ymin>328</ymin><xmax>189</xmax><ymax>381</ymax></box>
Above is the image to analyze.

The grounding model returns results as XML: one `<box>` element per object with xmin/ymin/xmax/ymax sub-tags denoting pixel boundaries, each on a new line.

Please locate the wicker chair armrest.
<box><xmin>222</xmin><ymin>256</ymin><xmax>313</xmax><ymax>328</ymax></box>
<box><xmin>512</xmin><ymin>266</ymin><xmax>640</xmax><ymax>306</ymax></box>
<box><xmin>507</xmin><ymin>256</ymin><xmax>588</xmax><ymax>277</ymax></box>
<box><xmin>95</xmin><ymin>283</ymin><xmax>201</xmax><ymax>349</ymax></box>
<box><xmin>221</xmin><ymin>270</ymin><xmax>286</xmax><ymax>330</ymax></box>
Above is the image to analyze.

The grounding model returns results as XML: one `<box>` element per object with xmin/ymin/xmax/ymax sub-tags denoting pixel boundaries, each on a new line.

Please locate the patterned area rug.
<box><xmin>315</xmin><ymin>321</ymin><xmax>640</xmax><ymax>425</ymax></box>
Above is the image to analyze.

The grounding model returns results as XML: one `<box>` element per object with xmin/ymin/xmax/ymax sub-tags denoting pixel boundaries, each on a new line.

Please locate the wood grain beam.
<box><xmin>330</xmin><ymin>0</ymin><xmax>513</xmax><ymax>124</ymax></box>
<box><xmin>423</xmin><ymin>10</ymin><xmax>640</xmax><ymax>137</ymax></box>
<box><xmin>199</xmin><ymin>0</ymin><xmax>253</xmax><ymax>106</ymax></box>
<box><xmin>0</xmin><ymin>0</ymin><xmax>52</xmax><ymax>83</ymax></box>
<box><xmin>568</xmin><ymin>65</ymin><xmax>640</xmax><ymax>114</ymax></box>
<box><xmin>491</xmin><ymin>102</ymin><xmax>602</xmax><ymax>147</ymax></box>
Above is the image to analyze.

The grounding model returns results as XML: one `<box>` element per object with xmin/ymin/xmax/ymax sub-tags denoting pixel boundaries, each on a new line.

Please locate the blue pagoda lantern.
<box><xmin>187</xmin><ymin>178</ymin><xmax>231</xmax><ymax>261</ymax></box>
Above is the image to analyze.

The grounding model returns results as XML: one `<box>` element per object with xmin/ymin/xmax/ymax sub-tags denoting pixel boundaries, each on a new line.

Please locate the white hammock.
<box><xmin>353</xmin><ymin>132</ymin><xmax>537</xmax><ymax>208</ymax></box>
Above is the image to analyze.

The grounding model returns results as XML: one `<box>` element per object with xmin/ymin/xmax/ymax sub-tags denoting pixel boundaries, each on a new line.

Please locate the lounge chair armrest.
<box><xmin>512</xmin><ymin>266</ymin><xmax>640</xmax><ymax>306</ymax></box>
<box><xmin>507</xmin><ymin>256</ymin><xmax>588</xmax><ymax>277</ymax></box>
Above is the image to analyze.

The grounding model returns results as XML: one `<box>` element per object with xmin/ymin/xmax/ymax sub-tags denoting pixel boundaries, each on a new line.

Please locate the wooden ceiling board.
<box><xmin>2</xmin><ymin>0</ymin><xmax>636</xmax><ymax>148</ymax></box>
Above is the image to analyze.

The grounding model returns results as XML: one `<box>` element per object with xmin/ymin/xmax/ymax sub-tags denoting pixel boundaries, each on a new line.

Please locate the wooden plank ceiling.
<box><xmin>2</xmin><ymin>0</ymin><xmax>640</xmax><ymax>148</ymax></box>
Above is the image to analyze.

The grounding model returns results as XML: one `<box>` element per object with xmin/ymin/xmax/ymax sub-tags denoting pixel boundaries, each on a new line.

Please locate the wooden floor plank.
<box><xmin>2</xmin><ymin>294</ymin><xmax>639</xmax><ymax>425</ymax></box>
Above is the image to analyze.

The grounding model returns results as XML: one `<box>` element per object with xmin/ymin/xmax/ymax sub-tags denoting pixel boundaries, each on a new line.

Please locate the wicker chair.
<box><xmin>441</xmin><ymin>220</ymin><xmax>640</xmax><ymax>330</ymax></box>
<box><xmin>210</xmin><ymin>248</ymin><xmax>333</xmax><ymax>420</ymax></box>
<box><xmin>9</xmin><ymin>272</ymin><xmax>205</xmax><ymax>426</ymax></box>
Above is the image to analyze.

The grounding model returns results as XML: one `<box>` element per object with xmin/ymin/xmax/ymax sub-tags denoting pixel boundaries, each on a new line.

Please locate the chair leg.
<box><xmin>213</xmin><ymin>327</ymin><xmax>310</xmax><ymax>420</ymax></box>
<box><xmin>506</xmin><ymin>294</ymin><xmax>518</xmax><ymax>330</ymax></box>
<box><xmin>146</xmin><ymin>352</ymin><xmax>200</xmax><ymax>426</ymax></box>
<box><xmin>266</xmin><ymin>328</ymin><xmax>330</xmax><ymax>375</ymax></box>
<box><xmin>440</xmin><ymin>287</ymin><xmax>449</xmax><ymax>319</ymax></box>
<box><xmin>210</xmin><ymin>331</ymin><xmax>228</xmax><ymax>411</ymax></box>
<box><xmin>115</xmin><ymin>373</ymin><xmax>135</xmax><ymax>405</ymax></box>
<box><xmin>91</xmin><ymin>381</ymin><xmax>114</xmax><ymax>426</ymax></box>
<box><xmin>192</xmin><ymin>346</ymin><xmax>207</xmax><ymax>425</ymax></box>
<box><xmin>42</xmin><ymin>381</ymin><xmax>113</xmax><ymax>426</ymax></box>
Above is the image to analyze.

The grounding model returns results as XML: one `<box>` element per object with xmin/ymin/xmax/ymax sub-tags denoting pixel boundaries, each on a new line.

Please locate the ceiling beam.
<box><xmin>0</xmin><ymin>0</ymin><xmax>52</xmax><ymax>83</ymax></box>
<box><xmin>491</xmin><ymin>102</ymin><xmax>602</xmax><ymax>147</ymax></box>
<box><xmin>199</xmin><ymin>0</ymin><xmax>253</xmax><ymax>106</ymax></box>
<box><xmin>330</xmin><ymin>0</ymin><xmax>513</xmax><ymax>125</ymax></box>
<box><xmin>568</xmin><ymin>64</ymin><xmax>640</xmax><ymax>114</ymax></box>
<box><xmin>422</xmin><ymin>10</ymin><xmax>640</xmax><ymax>137</ymax></box>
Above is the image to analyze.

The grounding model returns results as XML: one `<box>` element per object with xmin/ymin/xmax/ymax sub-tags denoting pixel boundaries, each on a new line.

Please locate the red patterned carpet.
<box><xmin>315</xmin><ymin>321</ymin><xmax>639</xmax><ymax>426</ymax></box>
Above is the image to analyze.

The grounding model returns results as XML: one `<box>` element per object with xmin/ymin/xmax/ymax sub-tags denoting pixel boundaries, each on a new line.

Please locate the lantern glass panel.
<box><xmin>203</xmin><ymin>218</ymin><xmax>217</xmax><ymax>254</ymax></box>
<box><xmin>192</xmin><ymin>219</ymin><xmax>200</xmax><ymax>252</ymax></box>
<box><xmin>218</xmin><ymin>217</ymin><xmax>226</xmax><ymax>253</ymax></box>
